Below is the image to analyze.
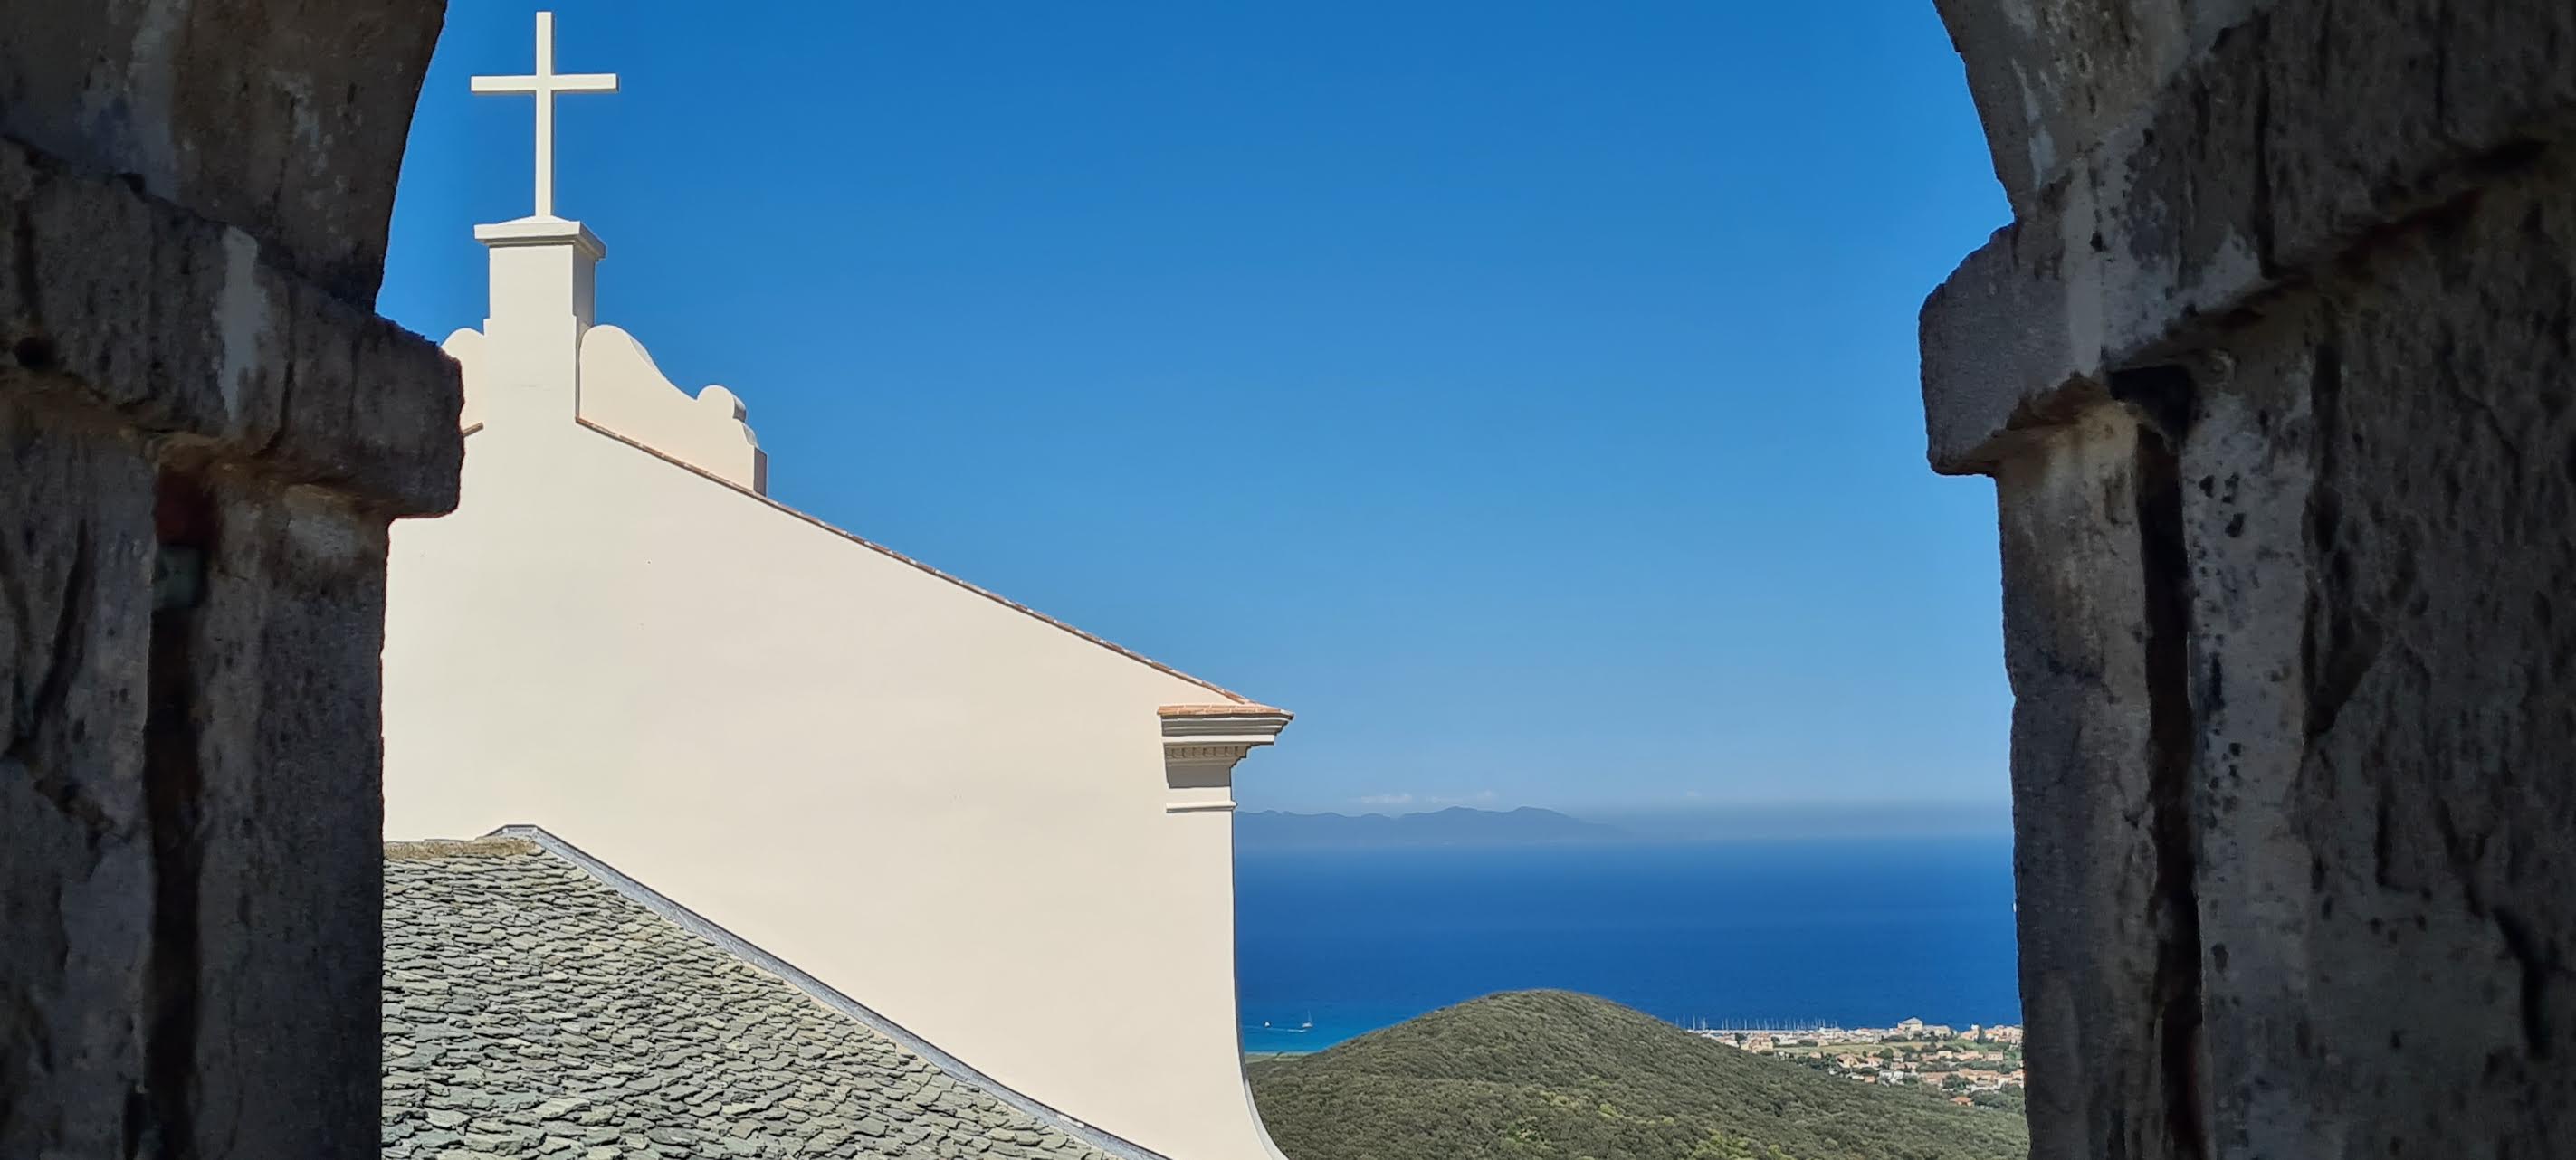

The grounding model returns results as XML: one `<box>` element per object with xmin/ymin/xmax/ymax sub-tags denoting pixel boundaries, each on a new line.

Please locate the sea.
<box><xmin>1234</xmin><ymin>836</ymin><xmax>2019</xmax><ymax>1054</ymax></box>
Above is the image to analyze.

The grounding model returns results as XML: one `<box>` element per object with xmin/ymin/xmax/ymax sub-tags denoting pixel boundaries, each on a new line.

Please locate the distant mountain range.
<box><xmin>1248</xmin><ymin>991</ymin><xmax>2025</xmax><ymax>1160</ymax></box>
<box><xmin>1236</xmin><ymin>806</ymin><xmax>1626</xmax><ymax>850</ymax></box>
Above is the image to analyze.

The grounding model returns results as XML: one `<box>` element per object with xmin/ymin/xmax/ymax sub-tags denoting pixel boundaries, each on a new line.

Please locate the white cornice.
<box><xmin>473</xmin><ymin>214</ymin><xmax>607</xmax><ymax>260</ymax></box>
<box><xmin>1159</xmin><ymin>706</ymin><xmax>1292</xmax><ymax>814</ymax></box>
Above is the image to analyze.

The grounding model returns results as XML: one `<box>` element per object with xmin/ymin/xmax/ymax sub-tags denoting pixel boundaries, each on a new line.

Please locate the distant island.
<box><xmin>1236</xmin><ymin>806</ymin><xmax>1626</xmax><ymax>851</ymax></box>
<box><xmin>1248</xmin><ymin>990</ymin><xmax>2025</xmax><ymax>1160</ymax></box>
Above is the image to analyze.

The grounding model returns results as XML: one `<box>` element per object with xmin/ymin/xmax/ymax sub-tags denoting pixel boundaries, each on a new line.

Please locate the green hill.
<box><xmin>1246</xmin><ymin>991</ymin><xmax>2026</xmax><ymax>1160</ymax></box>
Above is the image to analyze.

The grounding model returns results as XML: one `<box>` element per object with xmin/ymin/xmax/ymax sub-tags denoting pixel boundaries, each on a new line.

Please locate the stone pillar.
<box><xmin>0</xmin><ymin>5</ymin><xmax>456</xmax><ymax>1157</ymax></box>
<box><xmin>1924</xmin><ymin>2</ymin><xmax>2576</xmax><ymax>1156</ymax></box>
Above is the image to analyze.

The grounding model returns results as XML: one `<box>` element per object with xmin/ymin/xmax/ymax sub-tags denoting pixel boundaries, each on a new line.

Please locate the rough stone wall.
<box><xmin>0</xmin><ymin>4</ymin><xmax>457</xmax><ymax>1156</ymax></box>
<box><xmin>1991</xmin><ymin>407</ymin><xmax>2196</xmax><ymax>1160</ymax></box>
<box><xmin>0</xmin><ymin>1</ymin><xmax>447</xmax><ymax>304</ymax></box>
<box><xmin>1924</xmin><ymin>2</ymin><xmax>2575</xmax><ymax>1157</ymax></box>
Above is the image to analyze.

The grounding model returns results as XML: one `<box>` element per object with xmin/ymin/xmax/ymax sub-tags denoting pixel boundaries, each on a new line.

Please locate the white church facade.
<box><xmin>382</xmin><ymin>16</ymin><xmax>1294</xmax><ymax>1160</ymax></box>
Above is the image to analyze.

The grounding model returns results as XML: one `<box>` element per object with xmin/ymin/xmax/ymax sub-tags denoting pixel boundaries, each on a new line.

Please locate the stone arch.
<box><xmin>7</xmin><ymin>3</ymin><xmax>2572</xmax><ymax>1156</ymax></box>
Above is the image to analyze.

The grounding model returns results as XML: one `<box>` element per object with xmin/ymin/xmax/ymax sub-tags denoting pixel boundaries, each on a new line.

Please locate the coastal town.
<box><xmin>1687</xmin><ymin>1019</ymin><xmax>2027</xmax><ymax>1107</ymax></box>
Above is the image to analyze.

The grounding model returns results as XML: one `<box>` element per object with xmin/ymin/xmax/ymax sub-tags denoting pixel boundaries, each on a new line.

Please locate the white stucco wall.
<box><xmin>577</xmin><ymin>323</ymin><xmax>764</xmax><ymax>490</ymax></box>
<box><xmin>385</xmin><ymin>399</ymin><xmax>1286</xmax><ymax>1160</ymax></box>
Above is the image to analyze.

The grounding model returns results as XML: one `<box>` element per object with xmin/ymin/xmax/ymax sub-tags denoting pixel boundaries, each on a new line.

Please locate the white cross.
<box><xmin>471</xmin><ymin>12</ymin><xmax>618</xmax><ymax>219</ymax></box>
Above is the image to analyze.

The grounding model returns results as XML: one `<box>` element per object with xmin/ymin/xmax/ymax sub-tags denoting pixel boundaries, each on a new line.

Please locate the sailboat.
<box><xmin>1248</xmin><ymin>1012</ymin><xmax>1317</xmax><ymax>1033</ymax></box>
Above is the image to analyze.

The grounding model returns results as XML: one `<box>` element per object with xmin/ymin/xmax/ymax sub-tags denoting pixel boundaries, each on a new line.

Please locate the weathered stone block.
<box><xmin>0</xmin><ymin>396</ymin><xmax>157</xmax><ymax>1160</ymax></box>
<box><xmin>1995</xmin><ymin>408</ymin><xmax>2198</xmax><ymax>1160</ymax></box>
<box><xmin>0</xmin><ymin>1</ymin><xmax>448</xmax><ymax>302</ymax></box>
<box><xmin>1930</xmin><ymin>3</ymin><xmax>2576</xmax><ymax>1155</ymax></box>
<box><xmin>0</xmin><ymin>133</ymin><xmax>463</xmax><ymax>517</ymax></box>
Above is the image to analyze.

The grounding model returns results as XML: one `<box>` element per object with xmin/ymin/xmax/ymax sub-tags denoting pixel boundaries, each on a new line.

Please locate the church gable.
<box><xmin>385</xmin><ymin>17</ymin><xmax>1293</xmax><ymax>1157</ymax></box>
<box><xmin>421</xmin><ymin>8</ymin><xmax>1260</xmax><ymax>714</ymax></box>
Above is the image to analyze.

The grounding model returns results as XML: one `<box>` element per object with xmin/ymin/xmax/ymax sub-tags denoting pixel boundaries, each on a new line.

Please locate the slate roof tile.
<box><xmin>384</xmin><ymin>834</ymin><xmax>1141</xmax><ymax>1160</ymax></box>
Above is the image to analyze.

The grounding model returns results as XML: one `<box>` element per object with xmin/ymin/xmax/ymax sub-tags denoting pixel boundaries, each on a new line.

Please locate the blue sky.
<box><xmin>383</xmin><ymin>2</ymin><xmax>2012</xmax><ymax>818</ymax></box>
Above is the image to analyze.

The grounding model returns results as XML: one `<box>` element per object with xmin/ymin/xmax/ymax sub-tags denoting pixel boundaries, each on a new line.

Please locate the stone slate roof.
<box><xmin>383</xmin><ymin>831</ymin><xmax>1152</xmax><ymax>1160</ymax></box>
